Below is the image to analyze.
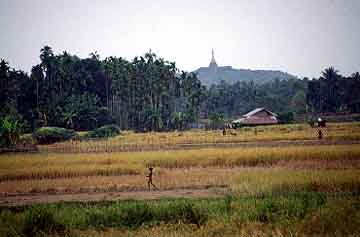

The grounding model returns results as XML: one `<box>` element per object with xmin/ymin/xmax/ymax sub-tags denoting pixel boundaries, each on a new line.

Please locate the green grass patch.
<box><xmin>86</xmin><ymin>125</ymin><xmax>121</xmax><ymax>139</ymax></box>
<box><xmin>33</xmin><ymin>127</ymin><xmax>77</xmax><ymax>144</ymax></box>
<box><xmin>0</xmin><ymin>193</ymin><xmax>359</xmax><ymax>236</ymax></box>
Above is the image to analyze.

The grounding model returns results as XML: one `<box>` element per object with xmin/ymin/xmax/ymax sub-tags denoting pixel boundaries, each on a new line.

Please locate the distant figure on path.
<box><xmin>317</xmin><ymin>117</ymin><xmax>326</xmax><ymax>127</ymax></box>
<box><xmin>223</xmin><ymin>127</ymin><xmax>227</xmax><ymax>136</ymax></box>
<box><xmin>146</xmin><ymin>167</ymin><xmax>158</xmax><ymax>191</ymax></box>
<box><xmin>318</xmin><ymin>129</ymin><xmax>323</xmax><ymax>140</ymax></box>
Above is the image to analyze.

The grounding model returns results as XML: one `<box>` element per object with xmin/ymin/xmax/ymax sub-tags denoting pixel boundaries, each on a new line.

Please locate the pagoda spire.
<box><xmin>211</xmin><ymin>49</ymin><xmax>216</xmax><ymax>64</ymax></box>
<box><xmin>209</xmin><ymin>48</ymin><xmax>218</xmax><ymax>71</ymax></box>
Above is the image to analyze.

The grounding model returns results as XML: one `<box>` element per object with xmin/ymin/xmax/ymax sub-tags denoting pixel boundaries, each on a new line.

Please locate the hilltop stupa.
<box><xmin>208</xmin><ymin>49</ymin><xmax>218</xmax><ymax>72</ymax></box>
<box><xmin>194</xmin><ymin>49</ymin><xmax>297</xmax><ymax>86</ymax></box>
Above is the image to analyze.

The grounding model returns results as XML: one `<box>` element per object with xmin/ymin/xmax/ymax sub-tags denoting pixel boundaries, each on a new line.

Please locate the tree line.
<box><xmin>0</xmin><ymin>46</ymin><xmax>205</xmax><ymax>132</ymax></box>
<box><xmin>203</xmin><ymin>67</ymin><xmax>360</xmax><ymax>123</ymax></box>
<box><xmin>203</xmin><ymin>78</ymin><xmax>307</xmax><ymax>121</ymax></box>
<box><xmin>306</xmin><ymin>67</ymin><xmax>360</xmax><ymax>114</ymax></box>
<box><xmin>1</xmin><ymin>46</ymin><xmax>360</xmax><ymax>133</ymax></box>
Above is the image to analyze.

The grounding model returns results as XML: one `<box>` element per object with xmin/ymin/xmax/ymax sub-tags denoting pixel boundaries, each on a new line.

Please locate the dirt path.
<box><xmin>0</xmin><ymin>188</ymin><xmax>223</xmax><ymax>207</ymax></box>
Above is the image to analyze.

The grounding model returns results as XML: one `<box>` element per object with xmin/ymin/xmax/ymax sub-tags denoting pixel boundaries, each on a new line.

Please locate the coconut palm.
<box><xmin>320</xmin><ymin>67</ymin><xmax>339</xmax><ymax>81</ymax></box>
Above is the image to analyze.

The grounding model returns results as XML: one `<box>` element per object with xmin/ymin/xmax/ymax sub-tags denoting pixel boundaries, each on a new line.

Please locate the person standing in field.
<box><xmin>146</xmin><ymin>167</ymin><xmax>158</xmax><ymax>191</ymax></box>
<box><xmin>318</xmin><ymin>129</ymin><xmax>323</xmax><ymax>140</ymax></box>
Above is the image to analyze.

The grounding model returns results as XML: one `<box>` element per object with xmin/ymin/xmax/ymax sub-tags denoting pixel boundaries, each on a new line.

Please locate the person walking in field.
<box><xmin>318</xmin><ymin>129</ymin><xmax>323</xmax><ymax>140</ymax></box>
<box><xmin>146</xmin><ymin>167</ymin><xmax>158</xmax><ymax>191</ymax></box>
<box><xmin>222</xmin><ymin>127</ymin><xmax>227</xmax><ymax>136</ymax></box>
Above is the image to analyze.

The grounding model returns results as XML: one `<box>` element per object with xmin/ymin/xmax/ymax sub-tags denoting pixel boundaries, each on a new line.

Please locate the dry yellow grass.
<box><xmin>231</xmin><ymin>168</ymin><xmax>360</xmax><ymax>195</ymax></box>
<box><xmin>0</xmin><ymin>144</ymin><xmax>360</xmax><ymax>194</ymax></box>
<box><xmin>1</xmin><ymin>167</ymin><xmax>359</xmax><ymax>195</ymax></box>
<box><xmin>38</xmin><ymin>122</ymin><xmax>360</xmax><ymax>153</ymax></box>
<box><xmin>1</xmin><ymin>144</ymin><xmax>360</xmax><ymax>181</ymax></box>
<box><xmin>0</xmin><ymin>168</ymin><xmax>232</xmax><ymax>193</ymax></box>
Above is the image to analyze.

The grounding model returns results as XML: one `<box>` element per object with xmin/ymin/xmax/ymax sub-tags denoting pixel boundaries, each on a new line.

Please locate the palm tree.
<box><xmin>351</xmin><ymin>72</ymin><xmax>360</xmax><ymax>80</ymax></box>
<box><xmin>0</xmin><ymin>60</ymin><xmax>10</xmax><ymax>107</ymax></box>
<box><xmin>40</xmin><ymin>46</ymin><xmax>54</xmax><ymax>62</ymax></box>
<box><xmin>319</xmin><ymin>67</ymin><xmax>341</xmax><ymax>112</ymax></box>
<box><xmin>320</xmin><ymin>67</ymin><xmax>339</xmax><ymax>81</ymax></box>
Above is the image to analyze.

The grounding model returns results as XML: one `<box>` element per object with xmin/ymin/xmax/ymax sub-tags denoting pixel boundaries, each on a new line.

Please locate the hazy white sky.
<box><xmin>0</xmin><ymin>0</ymin><xmax>359</xmax><ymax>78</ymax></box>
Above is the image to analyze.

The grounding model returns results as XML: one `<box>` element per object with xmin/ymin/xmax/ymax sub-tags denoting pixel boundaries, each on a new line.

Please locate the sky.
<box><xmin>0</xmin><ymin>0</ymin><xmax>359</xmax><ymax>78</ymax></box>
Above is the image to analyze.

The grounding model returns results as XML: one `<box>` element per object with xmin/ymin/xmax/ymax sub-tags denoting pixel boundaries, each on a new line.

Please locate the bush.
<box><xmin>82</xmin><ymin>201</ymin><xmax>208</xmax><ymax>230</ymax></box>
<box><xmin>208</xmin><ymin>113</ymin><xmax>225</xmax><ymax>130</ymax></box>
<box><xmin>33</xmin><ymin>127</ymin><xmax>77</xmax><ymax>144</ymax></box>
<box><xmin>120</xmin><ymin>202</ymin><xmax>153</xmax><ymax>229</ymax></box>
<box><xmin>87</xmin><ymin>124</ymin><xmax>121</xmax><ymax>139</ymax></box>
<box><xmin>153</xmin><ymin>201</ymin><xmax>208</xmax><ymax>228</ymax></box>
<box><xmin>19</xmin><ymin>134</ymin><xmax>36</xmax><ymax>145</ymax></box>
<box><xmin>23</xmin><ymin>207</ymin><xmax>67</xmax><ymax>237</ymax></box>
<box><xmin>299</xmin><ymin>201</ymin><xmax>360</xmax><ymax>236</ymax></box>
<box><xmin>278</xmin><ymin>112</ymin><xmax>294</xmax><ymax>124</ymax></box>
<box><xmin>0</xmin><ymin>117</ymin><xmax>21</xmax><ymax>147</ymax></box>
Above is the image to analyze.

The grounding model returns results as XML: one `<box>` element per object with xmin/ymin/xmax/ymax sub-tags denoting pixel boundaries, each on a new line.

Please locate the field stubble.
<box><xmin>1</xmin><ymin>122</ymin><xmax>360</xmax><ymax>236</ymax></box>
<box><xmin>0</xmin><ymin>144</ymin><xmax>360</xmax><ymax>195</ymax></box>
<box><xmin>38</xmin><ymin>122</ymin><xmax>360</xmax><ymax>153</ymax></box>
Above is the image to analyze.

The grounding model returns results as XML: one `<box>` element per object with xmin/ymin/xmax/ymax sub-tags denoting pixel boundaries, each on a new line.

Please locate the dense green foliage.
<box><xmin>1</xmin><ymin>47</ymin><xmax>360</xmax><ymax>133</ymax></box>
<box><xmin>0</xmin><ymin>193</ymin><xmax>359</xmax><ymax>236</ymax></box>
<box><xmin>87</xmin><ymin>124</ymin><xmax>121</xmax><ymax>138</ymax></box>
<box><xmin>0</xmin><ymin>117</ymin><xmax>21</xmax><ymax>147</ymax></box>
<box><xmin>307</xmin><ymin>67</ymin><xmax>360</xmax><ymax>113</ymax></box>
<box><xmin>23</xmin><ymin>207</ymin><xmax>68</xmax><ymax>237</ymax></box>
<box><xmin>0</xmin><ymin>47</ymin><xmax>205</xmax><ymax>132</ymax></box>
<box><xmin>33</xmin><ymin>127</ymin><xmax>77</xmax><ymax>144</ymax></box>
<box><xmin>203</xmin><ymin>79</ymin><xmax>308</xmax><ymax>119</ymax></box>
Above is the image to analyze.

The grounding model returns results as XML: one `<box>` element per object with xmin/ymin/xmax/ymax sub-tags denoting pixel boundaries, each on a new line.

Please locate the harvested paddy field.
<box><xmin>38</xmin><ymin>122</ymin><xmax>360</xmax><ymax>153</ymax></box>
<box><xmin>1</xmin><ymin>123</ymin><xmax>360</xmax><ymax>236</ymax></box>
<box><xmin>1</xmin><ymin>144</ymin><xmax>360</xmax><ymax>201</ymax></box>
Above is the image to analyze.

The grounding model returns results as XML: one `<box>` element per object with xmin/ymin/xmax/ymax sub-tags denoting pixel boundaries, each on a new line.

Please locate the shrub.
<box><xmin>153</xmin><ymin>201</ymin><xmax>208</xmax><ymax>227</ymax></box>
<box><xmin>23</xmin><ymin>207</ymin><xmax>67</xmax><ymax>237</ymax></box>
<box><xmin>299</xmin><ymin>201</ymin><xmax>360</xmax><ymax>236</ymax></box>
<box><xmin>278</xmin><ymin>112</ymin><xmax>294</xmax><ymax>124</ymax></box>
<box><xmin>208</xmin><ymin>113</ymin><xmax>225</xmax><ymax>130</ymax></box>
<box><xmin>120</xmin><ymin>202</ymin><xmax>153</xmax><ymax>229</ymax></box>
<box><xmin>86</xmin><ymin>209</ymin><xmax>119</xmax><ymax>230</ymax></box>
<box><xmin>87</xmin><ymin>124</ymin><xmax>121</xmax><ymax>139</ymax></box>
<box><xmin>0</xmin><ymin>209</ymin><xmax>24</xmax><ymax>237</ymax></box>
<box><xmin>33</xmin><ymin>127</ymin><xmax>77</xmax><ymax>144</ymax></box>
<box><xmin>178</xmin><ymin>203</ymin><xmax>208</xmax><ymax>227</ymax></box>
<box><xmin>19</xmin><ymin>134</ymin><xmax>36</xmax><ymax>145</ymax></box>
<box><xmin>0</xmin><ymin>117</ymin><xmax>21</xmax><ymax>147</ymax></box>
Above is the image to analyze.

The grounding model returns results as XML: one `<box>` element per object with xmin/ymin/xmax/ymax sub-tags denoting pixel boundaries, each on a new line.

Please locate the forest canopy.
<box><xmin>1</xmin><ymin>46</ymin><xmax>360</xmax><ymax>133</ymax></box>
<box><xmin>1</xmin><ymin>46</ymin><xmax>205</xmax><ymax>132</ymax></box>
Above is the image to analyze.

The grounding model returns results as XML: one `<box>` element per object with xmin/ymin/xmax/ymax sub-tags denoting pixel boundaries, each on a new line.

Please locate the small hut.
<box><xmin>232</xmin><ymin>108</ymin><xmax>278</xmax><ymax>128</ymax></box>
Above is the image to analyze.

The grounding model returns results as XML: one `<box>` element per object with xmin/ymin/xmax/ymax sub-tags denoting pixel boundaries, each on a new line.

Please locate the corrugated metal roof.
<box><xmin>232</xmin><ymin>116</ymin><xmax>278</xmax><ymax>125</ymax></box>
<box><xmin>243</xmin><ymin>108</ymin><xmax>278</xmax><ymax>117</ymax></box>
<box><xmin>232</xmin><ymin>108</ymin><xmax>278</xmax><ymax>125</ymax></box>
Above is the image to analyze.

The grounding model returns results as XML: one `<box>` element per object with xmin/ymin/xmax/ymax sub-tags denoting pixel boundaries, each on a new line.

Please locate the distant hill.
<box><xmin>194</xmin><ymin>66</ymin><xmax>298</xmax><ymax>87</ymax></box>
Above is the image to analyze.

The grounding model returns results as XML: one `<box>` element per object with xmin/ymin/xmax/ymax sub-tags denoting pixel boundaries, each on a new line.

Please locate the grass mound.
<box><xmin>33</xmin><ymin>127</ymin><xmax>77</xmax><ymax>144</ymax></box>
<box><xmin>87</xmin><ymin>124</ymin><xmax>121</xmax><ymax>139</ymax></box>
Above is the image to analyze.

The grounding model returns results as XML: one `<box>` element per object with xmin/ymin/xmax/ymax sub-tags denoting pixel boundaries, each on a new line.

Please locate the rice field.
<box><xmin>0</xmin><ymin>122</ymin><xmax>359</xmax><ymax>236</ymax></box>
<box><xmin>39</xmin><ymin>122</ymin><xmax>360</xmax><ymax>153</ymax></box>
<box><xmin>1</xmin><ymin>144</ymin><xmax>360</xmax><ymax>194</ymax></box>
